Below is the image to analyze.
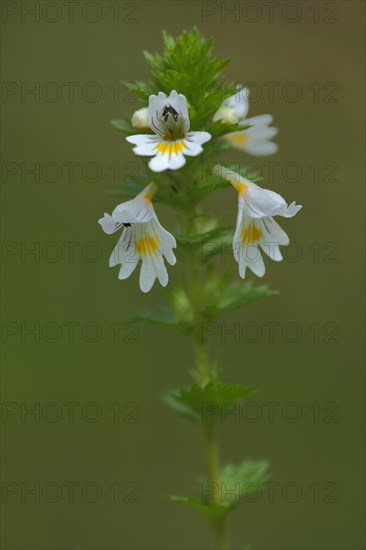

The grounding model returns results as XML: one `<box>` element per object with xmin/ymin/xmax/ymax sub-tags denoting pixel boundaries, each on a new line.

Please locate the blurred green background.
<box><xmin>1</xmin><ymin>1</ymin><xmax>365</xmax><ymax>549</ymax></box>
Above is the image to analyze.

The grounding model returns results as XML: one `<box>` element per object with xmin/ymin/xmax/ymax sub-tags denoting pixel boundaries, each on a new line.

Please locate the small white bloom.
<box><xmin>98</xmin><ymin>183</ymin><xmax>176</xmax><ymax>293</ymax></box>
<box><xmin>212</xmin><ymin>105</ymin><xmax>239</xmax><ymax>125</ymax></box>
<box><xmin>131</xmin><ymin>107</ymin><xmax>149</xmax><ymax>130</ymax></box>
<box><xmin>126</xmin><ymin>90</ymin><xmax>211</xmax><ymax>172</ymax></box>
<box><xmin>215</xmin><ymin>87</ymin><xmax>279</xmax><ymax>156</ymax></box>
<box><xmin>214</xmin><ymin>165</ymin><xmax>302</xmax><ymax>278</ymax></box>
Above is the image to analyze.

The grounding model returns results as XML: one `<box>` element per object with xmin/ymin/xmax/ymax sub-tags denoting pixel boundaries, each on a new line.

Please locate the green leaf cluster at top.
<box><xmin>121</xmin><ymin>27</ymin><xmax>243</xmax><ymax>133</ymax></box>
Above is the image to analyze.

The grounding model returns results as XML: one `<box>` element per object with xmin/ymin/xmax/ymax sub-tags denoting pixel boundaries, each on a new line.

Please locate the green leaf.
<box><xmin>162</xmin><ymin>30</ymin><xmax>176</xmax><ymax>50</ymax></box>
<box><xmin>170</xmin><ymin>460</ymin><xmax>270</xmax><ymax>526</ymax></box>
<box><xmin>110</xmin><ymin>118</ymin><xmax>135</xmax><ymax>134</ymax></box>
<box><xmin>123</xmin><ymin>80</ymin><xmax>153</xmax><ymax>103</ymax></box>
<box><xmin>170</xmin><ymin>495</ymin><xmax>232</xmax><ymax>523</ymax></box>
<box><xmin>203</xmin><ymin>281</ymin><xmax>278</xmax><ymax>318</ymax></box>
<box><xmin>131</xmin><ymin>308</ymin><xmax>194</xmax><ymax>333</ymax></box>
<box><xmin>176</xmin><ymin>226</ymin><xmax>232</xmax><ymax>248</ymax></box>
<box><xmin>217</xmin><ymin>460</ymin><xmax>270</xmax><ymax>505</ymax></box>
<box><xmin>109</xmin><ymin>181</ymin><xmax>147</xmax><ymax>199</ymax></box>
<box><xmin>224</xmin><ymin>162</ymin><xmax>264</xmax><ymax>183</ymax></box>
<box><xmin>111</xmin><ymin>177</ymin><xmax>178</xmax><ymax>204</ymax></box>
<box><xmin>166</xmin><ymin>382</ymin><xmax>253</xmax><ymax>423</ymax></box>
<box><xmin>208</xmin><ymin>121</ymin><xmax>252</xmax><ymax>139</ymax></box>
<box><xmin>142</xmin><ymin>28</ymin><xmax>234</xmax><ymax>128</ymax></box>
<box><xmin>185</xmin><ymin>173</ymin><xmax>232</xmax><ymax>203</ymax></box>
<box><xmin>201</xmin><ymin>233</ymin><xmax>233</xmax><ymax>256</ymax></box>
<box><xmin>163</xmin><ymin>393</ymin><xmax>197</xmax><ymax>420</ymax></box>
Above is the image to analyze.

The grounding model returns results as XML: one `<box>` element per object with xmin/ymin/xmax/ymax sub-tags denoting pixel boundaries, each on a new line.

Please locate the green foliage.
<box><xmin>130</xmin><ymin>307</ymin><xmax>194</xmax><ymax>333</ymax></box>
<box><xmin>165</xmin><ymin>382</ymin><xmax>252</xmax><ymax>423</ymax></box>
<box><xmin>145</xmin><ymin>28</ymin><xmax>232</xmax><ymax>125</ymax></box>
<box><xmin>123</xmin><ymin>80</ymin><xmax>153</xmax><ymax>104</ymax></box>
<box><xmin>125</xmin><ymin>27</ymin><xmax>245</xmax><ymax>132</ymax></box>
<box><xmin>110</xmin><ymin>176</ymin><xmax>184</xmax><ymax>208</ymax></box>
<box><xmin>167</xmin><ymin>287</ymin><xmax>195</xmax><ymax>328</ymax></box>
<box><xmin>170</xmin><ymin>495</ymin><xmax>230</xmax><ymax>523</ymax></box>
<box><xmin>180</xmin><ymin>173</ymin><xmax>232</xmax><ymax>204</ymax></box>
<box><xmin>130</xmin><ymin>277</ymin><xmax>276</xmax><ymax>336</ymax></box>
<box><xmin>218</xmin><ymin>460</ymin><xmax>270</xmax><ymax>504</ymax></box>
<box><xmin>224</xmin><ymin>162</ymin><xmax>265</xmax><ymax>183</ymax></box>
<box><xmin>176</xmin><ymin>226</ymin><xmax>232</xmax><ymax>248</ymax></box>
<box><xmin>110</xmin><ymin>118</ymin><xmax>135</xmax><ymax>134</ymax></box>
<box><xmin>107</xmin><ymin>27</ymin><xmax>280</xmax><ymax>550</ymax></box>
<box><xmin>171</xmin><ymin>459</ymin><xmax>270</xmax><ymax>525</ymax></box>
<box><xmin>200</xmin><ymin>233</ymin><xmax>233</xmax><ymax>256</ymax></box>
<box><xmin>201</xmin><ymin>276</ymin><xmax>278</xmax><ymax>319</ymax></box>
<box><xmin>207</xmin><ymin>121</ymin><xmax>251</xmax><ymax>139</ymax></box>
<box><xmin>110</xmin><ymin>180</ymin><xmax>147</xmax><ymax>199</ymax></box>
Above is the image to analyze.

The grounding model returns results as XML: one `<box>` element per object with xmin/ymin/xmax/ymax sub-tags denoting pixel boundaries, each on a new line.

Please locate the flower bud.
<box><xmin>213</xmin><ymin>105</ymin><xmax>239</xmax><ymax>125</ymax></box>
<box><xmin>170</xmin><ymin>287</ymin><xmax>194</xmax><ymax>325</ymax></box>
<box><xmin>131</xmin><ymin>107</ymin><xmax>149</xmax><ymax>129</ymax></box>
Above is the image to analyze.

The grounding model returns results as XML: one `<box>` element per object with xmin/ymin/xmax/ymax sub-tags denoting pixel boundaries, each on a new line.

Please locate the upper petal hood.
<box><xmin>241</xmin><ymin>185</ymin><xmax>302</xmax><ymax>218</ymax></box>
<box><xmin>148</xmin><ymin>90</ymin><xmax>190</xmax><ymax>137</ymax></box>
<box><xmin>225</xmin><ymin>87</ymin><xmax>250</xmax><ymax>120</ymax></box>
<box><xmin>213</xmin><ymin>165</ymin><xmax>302</xmax><ymax>219</ymax></box>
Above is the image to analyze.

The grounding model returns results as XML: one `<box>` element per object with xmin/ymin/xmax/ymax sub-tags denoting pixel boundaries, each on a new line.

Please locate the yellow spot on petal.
<box><xmin>156</xmin><ymin>142</ymin><xmax>167</xmax><ymax>154</ymax></box>
<box><xmin>144</xmin><ymin>194</ymin><xmax>153</xmax><ymax>204</ymax></box>
<box><xmin>226</xmin><ymin>174</ymin><xmax>247</xmax><ymax>195</ymax></box>
<box><xmin>237</xmin><ymin>183</ymin><xmax>247</xmax><ymax>196</ymax></box>
<box><xmin>241</xmin><ymin>223</ymin><xmax>262</xmax><ymax>244</ymax></box>
<box><xmin>135</xmin><ymin>235</ymin><xmax>159</xmax><ymax>256</ymax></box>
<box><xmin>228</xmin><ymin>133</ymin><xmax>249</xmax><ymax>146</ymax></box>
<box><xmin>156</xmin><ymin>141</ymin><xmax>185</xmax><ymax>156</ymax></box>
<box><xmin>173</xmin><ymin>141</ymin><xmax>185</xmax><ymax>154</ymax></box>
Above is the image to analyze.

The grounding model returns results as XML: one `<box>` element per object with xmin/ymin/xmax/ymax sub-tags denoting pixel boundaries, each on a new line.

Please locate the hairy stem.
<box><xmin>194</xmin><ymin>337</ymin><xmax>210</xmax><ymax>387</ymax></box>
<box><xmin>187</xmin><ymin>234</ymin><xmax>229</xmax><ymax>550</ymax></box>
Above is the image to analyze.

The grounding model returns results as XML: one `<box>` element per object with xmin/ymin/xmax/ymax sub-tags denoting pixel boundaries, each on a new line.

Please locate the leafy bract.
<box><xmin>165</xmin><ymin>382</ymin><xmax>252</xmax><ymax>423</ymax></box>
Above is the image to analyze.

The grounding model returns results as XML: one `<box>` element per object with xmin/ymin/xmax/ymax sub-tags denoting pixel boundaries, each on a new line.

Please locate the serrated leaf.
<box><xmin>131</xmin><ymin>308</ymin><xmax>194</xmax><ymax>333</ymax></box>
<box><xmin>166</xmin><ymin>382</ymin><xmax>252</xmax><ymax>423</ymax></box>
<box><xmin>203</xmin><ymin>281</ymin><xmax>277</xmax><ymax>318</ymax></box>
<box><xmin>186</xmin><ymin>174</ymin><xmax>232</xmax><ymax>203</ymax></box>
<box><xmin>163</xmin><ymin>393</ymin><xmax>198</xmax><ymax>421</ymax></box>
<box><xmin>109</xmin><ymin>179</ymin><xmax>149</xmax><ymax>199</ymax></box>
<box><xmin>201</xmin><ymin>233</ymin><xmax>233</xmax><ymax>256</ymax></box>
<box><xmin>217</xmin><ymin>460</ymin><xmax>270</xmax><ymax>505</ymax></box>
<box><xmin>224</xmin><ymin>162</ymin><xmax>264</xmax><ymax>183</ymax></box>
<box><xmin>170</xmin><ymin>460</ymin><xmax>270</xmax><ymax>525</ymax></box>
<box><xmin>170</xmin><ymin>495</ymin><xmax>232</xmax><ymax>522</ymax></box>
<box><xmin>208</xmin><ymin>121</ymin><xmax>252</xmax><ymax>139</ymax></box>
<box><xmin>142</xmin><ymin>28</ymin><xmax>234</xmax><ymax>128</ymax></box>
<box><xmin>110</xmin><ymin>118</ymin><xmax>135</xmax><ymax>134</ymax></box>
<box><xmin>176</xmin><ymin>226</ymin><xmax>231</xmax><ymax>247</ymax></box>
<box><xmin>162</xmin><ymin>30</ymin><xmax>175</xmax><ymax>50</ymax></box>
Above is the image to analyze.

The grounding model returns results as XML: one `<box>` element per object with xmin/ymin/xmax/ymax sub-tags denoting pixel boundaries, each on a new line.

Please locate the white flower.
<box><xmin>126</xmin><ymin>90</ymin><xmax>211</xmax><ymax>172</ymax></box>
<box><xmin>98</xmin><ymin>183</ymin><xmax>176</xmax><ymax>293</ymax></box>
<box><xmin>131</xmin><ymin>107</ymin><xmax>149</xmax><ymax>129</ymax></box>
<box><xmin>212</xmin><ymin>104</ymin><xmax>239</xmax><ymax>125</ymax></box>
<box><xmin>214</xmin><ymin>165</ymin><xmax>302</xmax><ymax>278</ymax></box>
<box><xmin>214</xmin><ymin>87</ymin><xmax>278</xmax><ymax>156</ymax></box>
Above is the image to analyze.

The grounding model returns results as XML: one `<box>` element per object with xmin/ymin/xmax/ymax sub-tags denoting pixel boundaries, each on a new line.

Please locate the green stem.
<box><xmin>187</xmin><ymin>239</ymin><xmax>229</xmax><ymax>550</ymax></box>
<box><xmin>194</xmin><ymin>337</ymin><xmax>210</xmax><ymax>387</ymax></box>
<box><xmin>178</xmin><ymin>188</ymin><xmax>229</xmax><ymax>549</ymax></box>
<box><xmin>206</xmin><ymin>426</ymin><xmax>219</xmax><ymax>495</ymax></box>
<box><xmin>201</xmin><ymin>369</ymin><xmax>229</xmax><ymax>550</ymax></box>
<box><xmin>208</xmin><ymin>437</ymin><xmax>229</xmax><ymax>550</ymax></box>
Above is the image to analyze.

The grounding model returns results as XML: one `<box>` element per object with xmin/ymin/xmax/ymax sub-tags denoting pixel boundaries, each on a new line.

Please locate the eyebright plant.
<box><xmin>99</xmin><ymin>28</ymin><xmax>302</xmax><ymax>550</ymax></box>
